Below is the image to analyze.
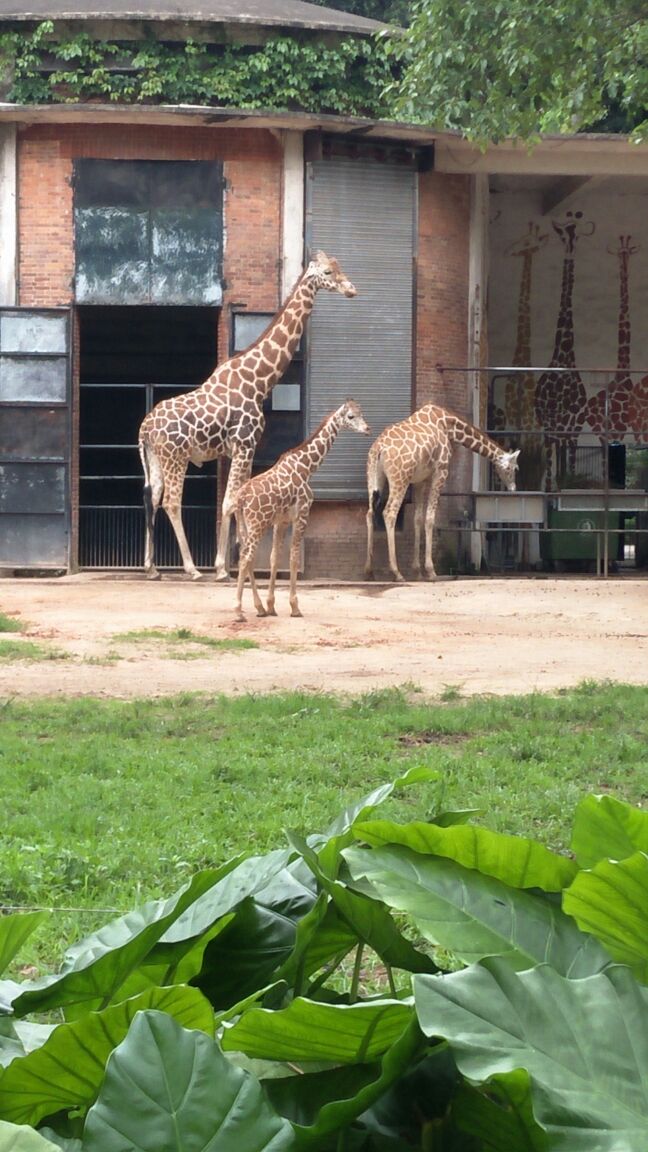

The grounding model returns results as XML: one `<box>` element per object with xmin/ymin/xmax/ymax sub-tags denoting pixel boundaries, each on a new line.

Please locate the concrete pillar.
<box><xmin>468</xmin><ymin>172</ymin><xmax>489</xmax><ymax>570</ymax></box>
<box><xmin>281</xmin><ymin>131</ymin><xmax>304</xmax><ymax>299</ymax></box>
<box><xmin>0</xmin><ymin>124</ymin><xmax>17</xmax><ymax>305</ymax></box>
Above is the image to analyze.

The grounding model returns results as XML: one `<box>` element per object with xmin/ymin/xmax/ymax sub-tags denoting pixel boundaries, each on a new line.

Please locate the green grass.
<box><xmin>0</xmin><ymin>638</ymin><xmax>67</xmax><ymax>661</ymax></box>
<box><xmin>0</xmin><ymin>611</ymin><xmax>23</xmax><ymax>633</ymax></box>
<box><xmin>1</xmin><ymin>682</ymin><xmax>648</xmax><ymax>971</ymax></box>
<box><xmin>112</xmin><ymin>628</ymin><xmax>258</xmax><ymax>653</ymax></box>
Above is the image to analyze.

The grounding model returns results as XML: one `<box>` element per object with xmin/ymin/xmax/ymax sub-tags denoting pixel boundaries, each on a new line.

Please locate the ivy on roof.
<box><xmin>0</xmin><ymin>20</ymin><xmax>397</xmax><ymax>117</ymax></box>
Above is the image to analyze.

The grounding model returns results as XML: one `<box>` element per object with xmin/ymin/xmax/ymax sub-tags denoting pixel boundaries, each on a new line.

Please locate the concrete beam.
<box><xmin>281</xmin><ymin>130</ymin><xmax>304</xmax><ymax>299</ymax></box>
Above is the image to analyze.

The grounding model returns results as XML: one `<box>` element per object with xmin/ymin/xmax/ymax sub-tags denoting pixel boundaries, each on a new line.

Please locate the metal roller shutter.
<box><xmin>306</xmin><ymin>156</ymin><xmax>416</xmax><ymax>497</ymax></box>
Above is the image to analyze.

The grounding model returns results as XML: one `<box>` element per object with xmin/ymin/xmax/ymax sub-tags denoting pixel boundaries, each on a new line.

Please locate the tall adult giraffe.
<box><xmin>138</xmin><ymin>251</ymin><xmax>357</xmax><ymax>581</ymax></box>
<box><xmin>584</xmin><ymin>236</ymin><xmax>639</xmax><ymax>444</ymax></box>
<box><xmin>534</xmin><ymin>210</ymin><xmax>595</xmax><ymax>489</ymax></box>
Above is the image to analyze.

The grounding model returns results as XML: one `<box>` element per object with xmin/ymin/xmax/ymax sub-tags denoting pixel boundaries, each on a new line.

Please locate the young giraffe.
<box><xmin>234</xmin><ymin>399</ymin><xmax>371</xmax><ymax>620</ymax></box>
<box><xmin>365</xmin><ymin>403</ymin><xmax>519</xmax><ymax>582</ymax></box>
<box><xmin>138</xmin><ymin>252</ymin><xmax>357</xmax><ymax>582</ymax></box>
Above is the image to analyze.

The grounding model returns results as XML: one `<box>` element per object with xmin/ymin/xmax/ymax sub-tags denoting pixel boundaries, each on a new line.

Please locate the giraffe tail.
<box><xmin>139</xmin><ymin>437</ymin><xmax>160</xmax><ymax>542</ymax></box>
<box><xmin>367</xmin><ymin>447</ymin><xmax>388</xmax><ymax>529</ymax></box>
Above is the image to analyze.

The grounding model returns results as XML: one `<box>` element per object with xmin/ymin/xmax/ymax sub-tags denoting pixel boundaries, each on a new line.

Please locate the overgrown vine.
<box><xmin>0</xmin><ymin>20</ymin><xmax>399</xmax><ymax>118</ymax></box>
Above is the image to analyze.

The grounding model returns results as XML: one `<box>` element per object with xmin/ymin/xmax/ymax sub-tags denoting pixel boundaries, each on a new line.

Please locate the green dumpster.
<box><xmin>541</xmin><ymin>509</ymin><xmax>620</xmax><ymax>563</ymax></box>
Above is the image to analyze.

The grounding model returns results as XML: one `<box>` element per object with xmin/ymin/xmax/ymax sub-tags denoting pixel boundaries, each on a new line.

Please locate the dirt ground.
<box><xmin>1</xmin><ymin>572</ymin><xmax>647</xmax><ymax>699</ymax></box>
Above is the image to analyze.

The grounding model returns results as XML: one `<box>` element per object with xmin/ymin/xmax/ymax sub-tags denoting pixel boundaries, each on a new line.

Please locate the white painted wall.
<box><xmin>281</xmin><ymin>130</ymin><xmax>304</xmax><ymax>300</ymax></box>
<box><xmin>0</xmin><ymin>125</ymin><xmax>17</xmax><ymax>306</ymax></box>
<box><xmin>489</xmin><ymin>185</ymin><xmax>648</xmax><ymax>383</ymax></box>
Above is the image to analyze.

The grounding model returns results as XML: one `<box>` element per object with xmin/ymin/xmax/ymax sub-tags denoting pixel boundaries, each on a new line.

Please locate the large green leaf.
<box><xmin>414</xmin><ymin>960</ymin><xmax>648</xmax><ymax>1151</ymax></box>
<box><xmin>563</xmin><ymin>852</ymin><xmax>648</xmax><ymax>981</ymax></box>
<box><xmin>0</xmin><ymin>915</ymin><xmax>49</xmax><ymax>979</ymax></box>
<box><xmin>288</xmin><ymin>832</ymin><xmax>436</xmax><ymax>976</ymax></box>
<box><xmin>222</xmin><ymin>997</ymin><xmax>415</xmax><ymax>1064</ymax></box>
<box><xmin>195</xmin><ymin>867</ymin><xmax>316</xmax><ymax>1009</ymax></box>
<box><xmin>0</xmin><ymin>1121</ymin><xmax>59</xmax><ymax>1152</ymax></box>
<box><xmin>454</xmin><ymin>1072</ymin><xmax>549</xmax><ymax>1150</ymax></box>
<box><xmin>571</xmin><ymin>795</ymin><xmax>648</xmax><ymax>868</ymax></box>
<box><xmin>83</xmin><ymin>1010</ymin><xmax>292</xmax><ymax>1152</ymax></box>
<box><xmin>344</xmin><ymin>844</ymin><xmax>609</xmax><ymax>976</ymax></box>
<box><xmin>157</xmin><ymin>851</ymin><xmax>292</xmax><ymax>946</ymax></box>
<box><xmin>315</xmin><ymin>766</ymin><xmax>440</xmax><ymax>875</ymax></box>
<box><xmin>12</xmin><ymin>853</ymin><xmax>289</xmax><ymax>1019</ymax></box>
<box><xmin>0</xmin><ymin>985</ymin><xmax>213</xmax><ymax>1126</ymax></box>
<box><xmin>9</xmin><ymin>869</ymin><xmax>230</xmax><ymax>1019</ymax></box>
<box><xmin>354</xmin><ymin>820</ymin><xmax>577</xmax><ymax>891</ymax></box>
<box><xmin>0</xmin><ymin>1020</ymin><xmax>55</xmax><ymax>1069</ymax></box>
<box><xmin>266</xmin><ymin>1015</ymin><xmax>424</xmax><ymax>1146</ymax></box>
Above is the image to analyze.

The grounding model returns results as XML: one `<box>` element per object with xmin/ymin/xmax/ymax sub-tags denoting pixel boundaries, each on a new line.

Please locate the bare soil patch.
<box><xmin>1</xmin><ymin>573</ymin><xmax>647</xmax><ymax>699</ymax></box>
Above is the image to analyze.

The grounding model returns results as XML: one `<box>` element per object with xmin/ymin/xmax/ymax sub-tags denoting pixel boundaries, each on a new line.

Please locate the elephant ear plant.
<box><xmin>1</xmin><ymin>777</ymin><xmax>648</xmax><ymax>1151</ymax></box>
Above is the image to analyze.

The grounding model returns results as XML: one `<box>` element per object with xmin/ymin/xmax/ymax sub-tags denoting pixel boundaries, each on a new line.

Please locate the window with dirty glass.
<box><xmin>74</xmin><ymin>160</ymin><xmax>224</xmax><ymax>306</ymax></box>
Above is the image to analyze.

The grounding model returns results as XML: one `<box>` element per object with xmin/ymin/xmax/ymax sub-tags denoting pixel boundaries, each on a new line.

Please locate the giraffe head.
<box><xmin>306</xmin><ymin>251</ymin><xmax>357</xmax><ymax>298</ymax></box>
<box><xmin>506</xmin><ymin>222</ymin><xmax>549</xmax><ymax>258</ymax></box>
<box><xmin>552</xmin><ymin>210</ymin><xmax>595</xmax><ymax>253</ymax></box>
<box><xmin>337</xmin><ymin>398</ymin><xmax>372</xmax><ymax>436</ymax></box>
<box><xmin>494</xmin><ymin>448</ymin><xmax>520</xmax><ymax>491</ymax></box>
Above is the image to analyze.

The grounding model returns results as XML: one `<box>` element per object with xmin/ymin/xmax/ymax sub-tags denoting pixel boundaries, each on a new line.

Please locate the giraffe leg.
<box><xmin>412</xmin><ymin>482</ymin><xmax>427</xmax><ymax>577</ymax></box>
<box><xmin>267</xmin><ymin>520</ymin><xmax>288</xmax><ymax>616</ymax></box>
<box><xmin>215</xmin><ymin>450</ymin><xmax>254</xmax><ymax>582</ymax></box>
<box><xmin>288</xmin><ymin>503</ymin><xmax>311</xmax><ymax>617</ymax></box>
<box><xmin>423</xmin><ymin>468</ymin><xmax>447</xmax><ymax>579</ymax></box>
<box><xmin>382</xmin><ymin>480</ymin><xmax>409</xmax><ymax>582</ymax></box>
<box><xmin>234</xmin><ymin>535</ymin><xmax>266</xmax><ymax>621</ymax></box>
<box><xmin>160</xmin><ymin>465</ymin><xmax>202</xmax><ymax>580</ymax></box>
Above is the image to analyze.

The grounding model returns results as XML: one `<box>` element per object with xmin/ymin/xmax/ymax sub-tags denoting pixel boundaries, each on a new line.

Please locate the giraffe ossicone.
<box><xmin>138</xmin><ymin>251</ymin><xmax>357</xmax><ymax>582</ymax></box>
<box><xmin>365</xmin><ymin>403</ymin><xmax>519</xmax><ymax>582</ymax></box>
<box><xmin>234</xmin><ymin>399</ymin><xmax>371</xmax><ymax>620</ymax></box>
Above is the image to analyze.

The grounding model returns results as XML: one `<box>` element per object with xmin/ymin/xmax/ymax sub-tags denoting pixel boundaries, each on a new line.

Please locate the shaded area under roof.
<box><xmin>0</xmin><ymin>0</ymin><xmax>387</xmax><ymax>33</ymax></box>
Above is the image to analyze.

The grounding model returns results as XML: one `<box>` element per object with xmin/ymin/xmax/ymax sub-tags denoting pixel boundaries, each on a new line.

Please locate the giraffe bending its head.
<box><xmin>365</xmin><ymin>403</ymin><xmax>519</xmax><ymax>582</ymax></box>
<box><xmin>138</xmin><ymin>251</ymin><xmax>357</xmax><ymax>583</ymax></box>
<box><xmin>234</xmin><ymin>399</ymin><xmax>371</xmax><ymax>620</ymax></box>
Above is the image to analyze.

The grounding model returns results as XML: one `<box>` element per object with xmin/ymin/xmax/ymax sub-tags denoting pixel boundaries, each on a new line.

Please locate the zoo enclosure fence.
<box><xmin>434</xmin><ymin>365</ymin><xmax>648</xmax><ymax>577</ymax></box>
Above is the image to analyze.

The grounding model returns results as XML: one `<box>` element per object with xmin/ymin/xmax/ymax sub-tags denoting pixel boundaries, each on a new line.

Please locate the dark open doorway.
<box><xmin>78</xmin><ymin>305</ymin><xmax>218</xmax><ymax>569</ymax></box>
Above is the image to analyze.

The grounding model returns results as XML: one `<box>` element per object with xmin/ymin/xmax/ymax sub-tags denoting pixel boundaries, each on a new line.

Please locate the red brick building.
<box><xmin>1</xmin><ymin>1</ymin><xmax>647</xmax><ymax>578</ymax></box>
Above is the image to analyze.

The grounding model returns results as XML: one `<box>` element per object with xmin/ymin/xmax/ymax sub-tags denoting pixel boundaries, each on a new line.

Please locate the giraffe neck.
<box><xmin>294</xmin><ymin>409</ymin><xmax>345</xmax><ymax>476</ymax></box>
<box><xmin>227</xmin><ymin>273</ymin><xmax>318</xmax><ymax>402</ymax></box>
<box><xmin>616</xmin><ymin>250</ymin><xmax>631</xmax><ymax>375</ymax></box>
<box><xmin>513</xmin><ymin>251</ymin><xmax>532</xmax><ymax>367</ymax></box>
<box><xmin>550</xmin><ymin>251</ymin><xmax>576</xmax><ymax>367</ymax></box>
<box><xmin>441</xmin><ymin>412</ymin><xmax>506</xmax><ymax>463</ymax></box>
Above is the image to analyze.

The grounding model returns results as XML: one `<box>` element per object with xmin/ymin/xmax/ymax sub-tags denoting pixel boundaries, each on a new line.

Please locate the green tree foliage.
<box><xmin>385</xmin><ymin>0</ymin><xmax>648</xmax><ymax>142</ymax></box>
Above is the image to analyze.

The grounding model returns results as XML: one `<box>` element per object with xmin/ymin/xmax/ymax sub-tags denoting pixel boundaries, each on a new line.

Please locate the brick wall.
<box><xmin>16</xmin><ymin>125</ymin><xmax>473</xmax><ymax>579</ymax></box>
<box><xmin>17</xmin><ymin>123</ymin><xmax>283</xmax><ymax>323</ymax></box>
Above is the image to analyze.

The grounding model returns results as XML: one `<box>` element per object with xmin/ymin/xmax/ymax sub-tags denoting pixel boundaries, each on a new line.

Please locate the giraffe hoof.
<box><xmin>145</xmin><ymin>568</ymin><xmax>161</xmax><ymax>581</ymax></box>
<box><xmin>266</xmin><ymin>608</ymin><xmax>278</xmax><ymax>617</ymax></box>
<box><xmin>235</xmin><ymin>610</ymin><xmax>246</xmax><ymax>623</ymax></box>
<box><xmin>256</xmin><ymin>608</ymin><xmax>268</xmax><ymax>618</ymax></box>
<box><xmin>290</xmin><ymin>608</ymin><xmax>303</xmax><ymax>618</ymax></box>
<box><xmin>391</xmin><ymin>572</ymin><xmax>405</xmax><ymax>583</ymax></box>
<box><xmin>190</xmin><ymin>570</ymin><xmax>204</xmax><ymax>581</ymax></box>
<box><xmin>214</xmin><ymin>570</ymin><xmax>230</xmax><ymax>583</ymax></box>
<box><xmin>364</xmin><ymin>569</ymin><xmax>375</xmax><ymax>581</ymax></box>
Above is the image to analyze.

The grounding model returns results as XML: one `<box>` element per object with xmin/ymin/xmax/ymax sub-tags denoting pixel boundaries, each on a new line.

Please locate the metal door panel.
<box><xmin>0</xmin><ymin>463</ymin><xmax>66</xmax><ymax>513</ymax></box>
<box><xmin>0</xmin><ymin>515</ymin><xmax>67</xmax><ymax>567</ymax></box>
<box><xmin>306</xmin><ymin>156</ymin><xmax>416</xmax><ymax>497</ymax></box>
<box><xmin>0</xmin><ymin>356</ymin><xmax>68</xmax><ymax>402</ymax></box>
<box><xmin>0</xmin><ymin>408</ymin><xmax>67</xmax><ymax>459</ymax></box>
<box><xmin>0</xmin><ymin>312</ymin><xmax>67</xmax><ymax>354</ymax></box>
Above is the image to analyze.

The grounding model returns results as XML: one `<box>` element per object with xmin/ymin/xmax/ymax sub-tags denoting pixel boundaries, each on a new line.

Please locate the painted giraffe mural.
<box><xmin>234</xmin><ymin>400</ymin><xmax>371</xmax><ymax>620</ymax></box>
<box><xmin>138</xmin><ymin>251</ymin><xmax>357</xmax><ymax>581</ymax></box>
<box><xmin>365</xmin><ymin>403</ymin><xmax>519</xmax><ymax>582</ymax></box>
<box><xmin>534</xmin><ymin>210</ymin><xmax>595</xmax><ymax>489</ymax></box>
<box><xmin>503</xmin><ymin>222</ymin><xmax>549</xmax><ymax>432</ymax></box>
<box><xmin>584</xmin><ymin>236</ymin><xmax>640</xmax><ymax>444</ymax></box>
